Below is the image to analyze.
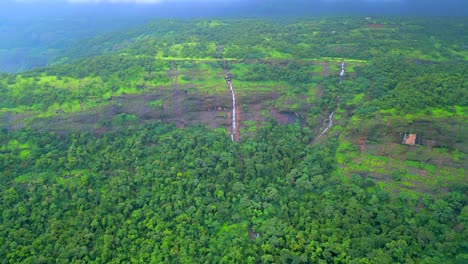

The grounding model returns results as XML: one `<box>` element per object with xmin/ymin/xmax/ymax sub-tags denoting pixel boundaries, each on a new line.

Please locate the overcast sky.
<box><xmin>2</xmin><ymin>0</ymin><xmax>462</xmax><ymax>4</ymax></box>
<box><xmin>4</xmin><ymin>0</ymin><xmax>406</xmax><ymax>3</ymax></box>
<box><xmin>1</xmin><ymin>0</ymin><xmax>466</xmax><ymax>17</ymax></box>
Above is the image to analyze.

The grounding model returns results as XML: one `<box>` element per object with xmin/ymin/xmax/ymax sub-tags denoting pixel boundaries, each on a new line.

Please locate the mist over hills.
<box><xmin>0</xmin><ymin>0</ymin><xmax>466</xmax><ymax>72</ymax></box>
<box><xmin>1</xmin><ymin>0</ymin><xmax>467</xmax><ymax>17</ymax></box>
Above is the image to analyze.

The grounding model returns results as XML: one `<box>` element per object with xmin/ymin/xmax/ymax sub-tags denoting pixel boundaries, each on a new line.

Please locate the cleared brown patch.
<box><xmin>418</xmin><ymin>169</ymin><xmax>428</xmax><ymax>177</ymax></box>
<box><xmin>171</xmin><ymin>89</ymin><xmax>185</xmax><ymax>128</ymax></box>
<box><xmin>322</xmin><ymin>61</ymin><xmax>329</xmax><ymax>76</ymax></box>
<box><xmin>270</xmin><ymin>109</ymin><xmax>298</xmax><ymax>125</ymax></box>
<box><xmin>253</xmin><ymin>103</ymin><xmax>263</xmax><ymax>129</ymax></box>
<box><xmin>270</xmin><ymin>109</ymin><xmax>286</xmax><ymax>124</ymax></box>
<box><xmin>358</xmin><ymin>138</ymin><xmax>366</xmax><ymax>152</ymax></box>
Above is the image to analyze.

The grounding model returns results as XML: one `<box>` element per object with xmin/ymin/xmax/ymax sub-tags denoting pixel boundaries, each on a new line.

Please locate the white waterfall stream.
<box><xmin>314</xmin><ymin>61</ymin><xmax>345</xmax><ymax>143</ymax></box>
<box><xmin>223</xmin><ymin>59</ymin><xmax>238</xmax><ymax>142</ymax></box>
<box><xmin>339</xmin><ymin>61</ymin><xmax>345</xmax><ymax>81</ymax></box>
<box><xmin>227</xmin><ymin>79</ymin><xmax>237</xmax><ymax>141</ymax></box>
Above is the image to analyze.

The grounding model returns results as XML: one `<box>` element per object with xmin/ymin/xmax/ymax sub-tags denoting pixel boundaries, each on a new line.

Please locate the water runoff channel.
<box><xmin>313</xmin><ymin>60</ymin><xmax>346</xmax><ymax>142</ymax></box>
<box><xmin>224</xmin><ymin>61</ymin><xmax>238</xmax><ymax>142</ymax></box>
<box><xmin>223</xmin><ymin>60</ymin><xmax>345</xmax><ymax>143</ymax></box>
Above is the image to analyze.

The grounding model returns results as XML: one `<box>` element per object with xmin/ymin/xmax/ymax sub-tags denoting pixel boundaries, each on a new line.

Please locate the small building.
<box><xmin>402</xmin><ymin>133</ymin><xmax>417</xmax><ymax>145</ymax></box>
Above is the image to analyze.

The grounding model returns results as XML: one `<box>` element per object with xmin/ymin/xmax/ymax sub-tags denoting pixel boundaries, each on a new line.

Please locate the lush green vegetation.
<box><xmin>1</xmin><ymin>122</ymin><xmax>466</xmax><ymax>263</ymax></box>
<box><xmin>0</xmin><ymin>17</ymin><xmax>466</xmax><ymax>263</ymax></box>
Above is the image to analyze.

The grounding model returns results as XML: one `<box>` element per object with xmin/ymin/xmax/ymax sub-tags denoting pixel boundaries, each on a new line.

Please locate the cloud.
<box><xmin>11</xmin><ymin>0</ymin><xmax>237</xmax><ymax>3</ymax></box>
<box><xmin>320</xmin><ymin>0</ymin><xmax>403</xmax><ymax>2</ymax></box>
<box><xmin>68</xmin><ymin>0</ymin><xmax>162</xmax><ymax>3</ymax></box>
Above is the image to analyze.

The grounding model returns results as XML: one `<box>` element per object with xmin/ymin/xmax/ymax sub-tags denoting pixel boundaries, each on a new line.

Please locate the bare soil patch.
<box><xmin>253</xmin><ymin>103</ymin><xmax>263</xmax><ymax>128</ymax></box>
<box><xmin>270</xmin><ymin>109</ymin><xmax>298</xmax><ymax>125</ymax></box>
<box><xmin>316</xmin><ymin>84</ymin><xmax>324</xmax><ymax>100</ymax></box>
<box><xmin>171</xmin><ymin>89</ymin><xmax>185</xmax><ymax>128</ymax></box>
<box><xmin>358</xmin><ymin>138</ymin><xmax>366</xmax><ymax>152</ymax></box>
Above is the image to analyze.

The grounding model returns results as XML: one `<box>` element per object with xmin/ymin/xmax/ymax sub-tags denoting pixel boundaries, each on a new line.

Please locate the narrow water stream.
<box><xmin>314</xmin><ymin>60</ymin><xmax>345</xmax><ymax>142</ymax></box>
<box><xmin>223</xmin><ymin>61</ymin><xmax>238</xmax><ymax>142</ymax></box>
<box><xmin>339</xmin><ymin>61</ymin><xmax>345</xmax><ymax>82</ymax></box>
<box><xmin>227</xmin><ymin>79</ymin><xmax>237</xmax><ymax>141</ymax></box>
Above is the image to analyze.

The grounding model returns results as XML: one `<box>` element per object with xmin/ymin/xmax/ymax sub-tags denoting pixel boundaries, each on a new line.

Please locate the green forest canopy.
<box><xmin>0</xmin><ymin>17</ymin><xmax>466</xmax><ymax>263</ymax></box>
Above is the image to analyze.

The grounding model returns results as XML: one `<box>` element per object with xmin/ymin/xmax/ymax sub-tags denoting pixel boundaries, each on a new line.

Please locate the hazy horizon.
<box><xmin>1</xmin><ymin>0</ymin><xmax>466</xmax><ymax>72</ymax></box>
<box><xmin>1</xmin><ymin>0</ymin><xmax>467</xmax><ymax>18</ymax></box>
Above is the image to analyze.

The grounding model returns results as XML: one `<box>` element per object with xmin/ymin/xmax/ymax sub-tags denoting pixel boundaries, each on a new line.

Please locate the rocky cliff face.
<box><xmin>11</xmin><ymin>88</ymin><xmax>305</xmax><ymax>138</ymax></box>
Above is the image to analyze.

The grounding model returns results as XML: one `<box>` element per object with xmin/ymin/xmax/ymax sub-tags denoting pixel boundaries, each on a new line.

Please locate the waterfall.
<box><xmin>228</xmin><ymin>80</ymin><xmax>237</xmax><ymax>141</ymax></box>
<box><xmin>223</xmin><ymin>59</ymin><xmax>239</xmax><ymax>142</ymax></box>
<box><xmin>339</xmin><ymin>61</ymin><xmax>345</xmax><ymax>83</ymax></box>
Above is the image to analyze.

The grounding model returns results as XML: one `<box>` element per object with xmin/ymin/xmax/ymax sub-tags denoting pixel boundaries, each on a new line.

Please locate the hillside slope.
<box><xmin>0</xmin><ymin>17</ymin><xmax>466</xmax><ymax>263</ymax></box>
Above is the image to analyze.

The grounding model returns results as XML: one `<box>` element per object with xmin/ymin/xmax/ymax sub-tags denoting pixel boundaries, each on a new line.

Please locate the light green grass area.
<box><xmin>177</xmin><ymin>61</ymin><xmax>226</xmax><ymax>95</ymax></box>
<box><xmin>197</xmin><ymin>20</ymin><xmax>227</xmax><ymax>28</ymax></box>
<box><xmin>317</xmin><ymin>57</ymin><xmax>368</xmax><ymax>64</ymax></box>
<box><xmin>4</xmin><ymin>140</ymin><xmax>31</xmax><ymax>157</ymax></box>
<box><xmin>267</xmin><ymin>50</ymin><xmax>292</xmax><ymax>59</ymax></box>
<box><xmin>346</xmin><ymin>93</ymin><xmax>365</xmax><ymax>107</ymax></box>
<box><xmin>336</xmin><ymin>141</ymin><xmax>359</xmax><ymax>163</ymax></box>
<box><xmin>381</xmin><ymin>106</ymin><xmax>467</xmax><ymax>121</ymax></box>
<box><xmin>233</xmin><ymin>81</ymin><xmax>283</xmax><ymax>94</ymax></box>
<box><xmin>337</xmin><ymin>138</ymin><xmax>466</xmax><ymax>197</ymax></box>
<box><xmin>345</xmin><ymin>64</ymin><xmax>356</xmax><ymax>73</ymax></box>
<box><xmin>310</xmin><ymin>64</ymin><xmax>323</xmax><ymax>73</ymax></box>
<box><xmin>116</xmin><ymin>86</ymin><xmax>140</xmax><ymax>95</ymax></box>
<box><xmin>213</xmin><ymin>127</ymin><xmax>228</xmax><ymax>134</ymax></box>
<box><xmin>148</xmin><ymin>99</ymin><xmax>164</xmax><ymax>108</ymax></box>
<box><xmin>274</xmin><ymin>93</ymin><xmax>304</xmax><ymax>110</ymax></box>
<box><xmin>19</xmin><ymin>150</ymin><xmax>31</xmax><ymax>159</ymax></box>
<box><xmin>306</xmin><ymin>85</ymin><xmax>318</xmax><ymax>103</ymax></box>
<box><xmin>328</xmin><ymin>64</ymin><xmax>340</xmax><ymax>73</ymax></box>
<box><xmin>113</xmin><ymin>113</ymin><xmax>138</xmax><ymax>126</ymax></box>
<box><xmin>14</xmin><ymin>173</ymin><xmax>45</xmax><ymax>183</ymax></box>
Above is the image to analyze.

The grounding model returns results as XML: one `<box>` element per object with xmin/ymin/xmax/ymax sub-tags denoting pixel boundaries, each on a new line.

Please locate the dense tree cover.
<box><xmin>0</xmin><ymin>16</ymin><xmax>466</xmax><ymax>263</ymax></box>
<box><xmin>0</xmin><ymin>122</ymin><xmax>466</xmax><ymax>263</ymax></box>
<box><xmin>0</xmin><ymin>55</ymin><xmax>171</xmax><ymax>115</ymax></box>
<box><xmin>2</xmin><ymin>17</ymin><xmax>466</xmax><ymax>73</ymax></box>
<box><xmin>235</xmin><ymin>62</ymin><xmax>313</xmax><ymax>85</ymax></box>
<box><xmin>353</xmin><ymin>58</ymin><xmax>467</xmax><ymax>115</ymax></box>
<box><xmin>55</xmin><ymin>17</ymin><xmax>467</xmax><ymax>63</ymax></box>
